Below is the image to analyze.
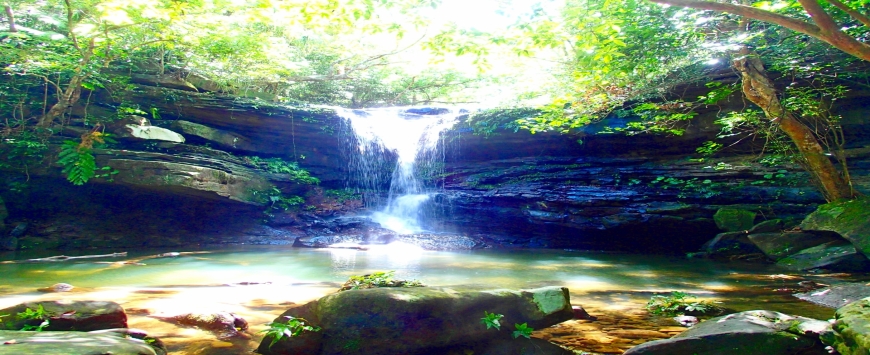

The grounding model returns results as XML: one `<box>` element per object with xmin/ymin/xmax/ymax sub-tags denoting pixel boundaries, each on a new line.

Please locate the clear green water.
<box><xmin>0</xmin><ymin>244</ymin><xmax>847</xmax><ymax>353</ymax></box>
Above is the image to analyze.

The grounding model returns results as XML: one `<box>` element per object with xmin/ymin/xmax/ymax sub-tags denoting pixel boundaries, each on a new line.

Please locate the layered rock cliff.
<box><xmin>1</xmin><ymin>74</ymin><xmax>868</xmax><ymax>253</ymax></box>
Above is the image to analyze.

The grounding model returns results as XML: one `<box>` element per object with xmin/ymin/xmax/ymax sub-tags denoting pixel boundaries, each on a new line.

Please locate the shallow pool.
<box><xmin>0</xmin><ymin>245</ymin><xmax>851</xmax><ymax>354</ymax></box>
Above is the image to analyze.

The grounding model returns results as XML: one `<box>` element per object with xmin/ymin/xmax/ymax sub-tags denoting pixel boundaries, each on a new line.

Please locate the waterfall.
<box><xmin>338</xmin><ymin>107</ymin><xmax>459</xmax><ymax>234</ymax></box>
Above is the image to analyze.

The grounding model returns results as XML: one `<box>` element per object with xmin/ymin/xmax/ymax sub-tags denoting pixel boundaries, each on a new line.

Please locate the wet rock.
<box><xmin>0</xmin><ymin>300</ymin><xmax>127</xmax><ymax>331</ymax></box>
<box><xmin>9</xmin><ymin>223</ymin><xmax>27</xmax><ymax>237</ymax></box>
<box><xmin>748</xmin><ymin>219</ymin><xmax>784</xmax><ymax>234</ymax></box>
<box><xmin>624</xmin><ymin>310</ymin><xmax>830</xmax><ymax>355</ymax></box>
<box><xmin>673</xmin><ymin>315</ymin><xmax>699</xmax><ymax>327</ymax></box>
<box><xmin>748</xmin><ymin>230</ymin><xmax>843</xmax><ymax>261</ymax></box>
<box><xmin>0</xmin><ymin>329</ymin><xmax>165</xmax><ymax>355</ymax></box>
<box><xmin>293</xmin><ymin>235</ymin><xmax>364</xmax><ymax>248</ymax></box>
<box><xmin>394</xmin><ymin>233</ymin><xmax>485</xmax><ymax>250</ymax></box>
<box><xmin>149</xmin><ymin>312</ymin><xmax>248</xmax><ymax>338</ymax></box>
<box><xmin>703</xmin><ymin>231</ymin><xmax>762</xmax><ymax>257</ymax></box>
<box><xmin>829</xmin><ymin>296</ymin><xmax>870</xmax><ymax>355</ymax></box>
<box><xmin>801</xmin><ymin>197</ymin><xmax>870</xmax><ymax>258</ymax></box>
<box><xmin>259</xmin><ymin>285</ymin><xmax>574</xmax><ymax>355</ymax></box>
<box><xmin>0</xmin><ymin>235</ymin><xmax>15</xmax><ymax>251</ymax></box>
<box><xmin>572</xmin><ymin>305</ymin><xmax>597</xmax><ymax>320</ymax></box>
<box><xmin>37</xmin><ymin>283</ymin><xmax>74</xmax><ymax>293</ymax></box>
<box><xmin>713</xmin><ymin>208</ymin><xmax>757</xmax><ymax>232</ymax></box>
<box><xmin>777</xmin><ymin>241</ymin><xmax>870</xmax><ymax>272</ymax></box>
<box><xmin>479</xmin><ymin>338</ymin><xmax>573</xmax><ymax>355</ymax></box>
<box><xmin>794</xmin><ymin>283</ymin><xmax>870</xmax><ymax>309</ymax></box>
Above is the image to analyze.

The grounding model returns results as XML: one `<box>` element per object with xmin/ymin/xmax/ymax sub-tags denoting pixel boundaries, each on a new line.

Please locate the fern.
<box><xmin>58</xmin><ymin>140</ymin><xmax>96</xmax><ymax>185</ymax></box>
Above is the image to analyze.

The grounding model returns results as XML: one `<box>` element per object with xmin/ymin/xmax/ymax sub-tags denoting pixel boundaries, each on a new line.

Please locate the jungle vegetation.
<box><xmin>1</xmin><ymin>0</ymin><xmax>869</xmax><ymax>201</ymax></box>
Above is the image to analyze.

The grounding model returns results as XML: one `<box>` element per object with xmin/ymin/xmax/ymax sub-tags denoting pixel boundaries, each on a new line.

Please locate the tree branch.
<box><xmin>648</xmin><ymin>0</ymin><xmax>870</xmax><ymax>61</ymax></box>
<box><xmin>648</xmin><ymin>0</ymin><xmax>823</xmax><ymax>37</ymax></box>
<box><xmin>4</xmin><ymin>4</ymin><xmax>17</xmax><ymax>32</ymax></box>
<box><xmin>824</xmin><ymin>0</ymin><xmax>870</xmax><ymax>28</ymax></box>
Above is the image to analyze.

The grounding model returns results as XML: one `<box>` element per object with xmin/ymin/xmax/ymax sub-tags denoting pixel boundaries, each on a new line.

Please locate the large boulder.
<box><xmin>801</xmin><ymin>197</ymin><xmax>870</xmax><ymax>258</ymax></box>
<box><xmin>96</xmin><ymin>149</ymin><xmax>273</xmax><ymax>205</ymax></box>
<box><xmin>713</xmin><ymin>208</ymin><xmax>757</xmax><ymax>232</ymax></box>
<box><xmin>258</xmin><ymin>285</ymin><xmax>574</xmax><ymax>355</ymax></box>
<box><xmin>776</xmin><ymin>240</ymin><xmax>870</xmax><ymax>272</ymax></box>
<box><xmin>829</xmin><ymin>297</ymin><xmax>870</xmax><ymax>355</ymax></box>
<box><xmin>623</xmin><ymin>310</ymin><xmax>831</xmax><ymax>355</ymax></box>
<box><xmin>703</xmin><ymin>231</ymin><xmax>762</xmax><ymax>257</ymax></box>
<box><xmin>0</xmin><ymin>300</ymin><xmax>127</xmax><ymax>331</ymax></box>
<box><xmin>0</xmin><ymin>329</ymin><xmax>164</xmax><ymax>355</ymax></box>
<box><xmin>748</xmin><ymin>230</ymin><xmax>843</xmax><ymax>261</ymax></box>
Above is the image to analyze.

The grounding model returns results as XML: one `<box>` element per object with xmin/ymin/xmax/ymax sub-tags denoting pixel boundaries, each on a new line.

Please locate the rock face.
<box><xmin>258</xmin><ymin>285</ymin><xmax>575</xmax><ymax>355</ymax></box>
<box><xmin>830</xmin><ymin>297</ymin><xmax>870</xmax><ymax>355</ymax></box>
<box><xmin>2</xmin><ymin>74</ymin><xmax>869</xmax><ymax>252</ymax></box>
<box><xmin>0</xmin><ymin>300</ymin><xmax>127</xmax><ymax>331</ymax></box>
<box><xmin>0</xmin><ymin>329</ymin><xmax>163</xmax><ymax>355</ymax></box>
<box><xmin>623</xmin><ymin>310</ymin><xmax>831</xmax><ymax>355</ymax></box>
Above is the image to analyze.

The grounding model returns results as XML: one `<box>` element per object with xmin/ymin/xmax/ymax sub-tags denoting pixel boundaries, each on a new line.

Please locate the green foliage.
<box><xmin>57</xmin><ymin>141</ymin><xmax>97</xmax><ymax>186</ymax></box>
<box><xmin>17</xmin><ymin>304</ymin><xmax>50</xmax><ymax>331</ymax></box>
<box><xmin>324</xmin><ymin>189</ymin><xmax>361</xmax><ymax>203</ymax></box>
<box><xmin>248</xmin><ymin>157</ymin><xmax>319</xmax><ymax>185</ymax></box>
<box><xmin>481</xmin><ymin>311</ymin><xmax>504</xmax><ymax>330</ymax></box>
<box><xmin>466</xmin><ymin>108</ymin><xmax>539</xmax><ymax>137</ymax></box>
<box><xmin>648</xmin><ymin>176</ymin><xmax>724</xmax><ymax>199</ymax></box>
<box><xmin>56</xmin><ymin>132</ymin><xmax>118</xmax><ymax>185</ymax></box>
<box><xmin>0</xmin><ymin>130</ymin><xmax>49</xmax><ymax>173</ymax></box>
<box><xmin>339</xmin><ymin>271</ymin><xmax>424</xmax><ymax>291</ymax></box>
<box><xmin>261</xmin><ymin>316</ymin><xmax>321</xmax><ymax>349</ymax></box>
<box><xmin>646</xmin><ymin>291</ymin><xmax>719</xmax><ymax>317</ymax></box>
<box><xmin>512</xmin><ymin>323</ymin><xmax>534</xmax><ymax>339</ymax></box>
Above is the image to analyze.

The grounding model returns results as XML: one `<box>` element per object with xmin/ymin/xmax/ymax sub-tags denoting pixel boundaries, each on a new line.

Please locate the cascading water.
<box><xmin>338</xmin><ymin>107</ymin><xmax>459</xmax><ymax>234</ymax></box>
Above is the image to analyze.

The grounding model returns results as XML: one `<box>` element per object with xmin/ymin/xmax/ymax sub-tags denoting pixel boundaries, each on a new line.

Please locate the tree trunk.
<box><xmin>4</xmin><ymin>4</ymin><xmax>17</xmax><ymax>32</ymax></box>
<box><xmin>732</xmin><ymin>48</ymin><xmax>855</xmax><ymax>201</ymax></box>
<box><xmin>38</xmin><ymin>73</ymin><xmax>85</xmax><ymax>127</ymax></box>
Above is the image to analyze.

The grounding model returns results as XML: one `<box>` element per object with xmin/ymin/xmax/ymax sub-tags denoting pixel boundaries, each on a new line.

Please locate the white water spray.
<box><xmin>338</xmin><ymin>107</ymin><xmax>458</xmax><ymax>234</ymax></box>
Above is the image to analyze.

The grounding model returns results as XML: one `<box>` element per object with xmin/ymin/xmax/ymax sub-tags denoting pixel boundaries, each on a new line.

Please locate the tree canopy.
<box><xmin>2</xmin><ymin>0</ymin><xmax>869</xmax><ymax>198</ymax></box>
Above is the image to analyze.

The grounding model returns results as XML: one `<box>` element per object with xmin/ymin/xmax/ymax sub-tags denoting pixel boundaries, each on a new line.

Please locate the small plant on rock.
<box><xmin>481</xmin><ymin>311</ymin><xmax>504</xmax><ymax>330</ymax></box>
<box><xmin>261</xmin><ymin>316</ymin><xmax>321</xmax><ymax>348</ymax></box>
<box><xmin>17</xmin><ymin>304</ymin><xmax>50</xmax><ymax>331</ymax></box>
<box><xmin>646</xmin><ymin>291</ymin><xmax>720</xmax><ymax>317</ymax></box>
<box><xmin>512</xmin><ymin>323</ymin><xmax>534</xmax><ymax>339</ymax></box>
<box><xmin>339</xmin><ymin>271</ymin><xmax>424</xmax><ymax>291</ymax></box>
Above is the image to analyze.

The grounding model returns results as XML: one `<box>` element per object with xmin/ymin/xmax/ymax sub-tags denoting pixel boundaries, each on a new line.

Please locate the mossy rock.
<box><xmin>776</xmin><ymin>241</ymin><xmax>870</xmax><ymax>272</ymax></box>
<box><xmin>830</xmin><ymin>297</ymin><xmax>870</xmax><ymax>355</ymax></box>
<box><xmin>801</xmin><ymin>197</ymin><xmax>870</xmax><ymax>259</ymax></box>
<box><xmin>713</xmin><ymin>208</ymin><xmax>756</xmax><ymax>232</ymax></box>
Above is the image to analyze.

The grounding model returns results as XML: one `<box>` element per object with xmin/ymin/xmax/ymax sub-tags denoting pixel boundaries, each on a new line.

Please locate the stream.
<box><xmin>0</xmin><ymin>245</ymin><xmax>850</xmax><ymax>354</ymax></box>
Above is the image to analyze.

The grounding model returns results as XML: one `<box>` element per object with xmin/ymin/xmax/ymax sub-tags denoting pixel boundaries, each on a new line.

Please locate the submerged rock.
<box><xmin>37</xmin><ymin>283</ymin><xmax>74</xmax><ymax>293</ymax></box>
<box><xmin>258</xmin><ymin>285</ymin><xmax>575</xmax><ymax>355</ymax></box>
<box><xmin>479</xmin><ymin>338</ymin><xmax>573</xmax><ymax>355</ymax></box>
<box><xmin>623</xmin><ymin>310</ymin><xmax>830</xmax><ymax>355</ymax></box>
<box><xmin>794</xmin><ymin>283</ymin><xmax>870</xmax><ymax>309</ymax></box>
<box><xmin>149</xmin><ymin>312</ymin><xmax>248</xmax><ymax>338</ymax></box>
